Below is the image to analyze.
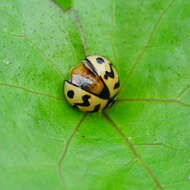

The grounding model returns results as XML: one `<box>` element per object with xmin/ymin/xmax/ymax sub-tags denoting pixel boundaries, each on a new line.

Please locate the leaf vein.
<box><xmin>57</xmin><ymin>113</ymin><xmax>88</xmax><ymax>185</ymax></box>
<box><xmin>0</xmin><ymin>81</ymin><xmax>64</xmax><ymax>101</ymax></box>
<box><xmin>121</xmin><ymin>0</ymin><xmax>177</xmax><ymax>92</ymax></box>
<box><xmin>103</xmin><ymin>111</ymin><xmax>164</xmax><ymax>190</ymax></box>
<box><xmin>118</xmin><ymin>98</ymin><xmax>190</xmax><ymax>109</ymax></box>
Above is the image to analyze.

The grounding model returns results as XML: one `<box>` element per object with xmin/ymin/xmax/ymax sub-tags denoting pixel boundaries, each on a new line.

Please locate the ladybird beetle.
<box><xmin>64</xmin><ymin>55</ymin><xmax>120</xmax><ymax>112</ymax></box>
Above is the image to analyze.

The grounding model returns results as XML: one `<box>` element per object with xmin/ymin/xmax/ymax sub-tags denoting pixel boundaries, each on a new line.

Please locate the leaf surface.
<box><xmin>0</xmin><ymin>0</ymin><xmax>190</xmax><ymax>189</ymax></box>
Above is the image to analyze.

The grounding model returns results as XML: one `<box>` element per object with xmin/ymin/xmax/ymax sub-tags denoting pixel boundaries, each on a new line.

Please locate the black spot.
<box><xmin>74</xmin><ymin>95</ymin><xmax>91</xmax><ymax>108</ymax></box>
<box><xmin>96</xmin><ymin>57</ymin><xmax>104</xmax><ymax>64</ymax></box>
<box><xmin>67</xmin><ymin>90</ymin><xmax>74</xmax><ymax>98</ymax></box>
<box><xmin>104</xmin><ymin>64</ymin><xmax>114</xmax><ymax>80</ymax></box>
<box><xmin>99</xmin><ymin>87</ymin><xmax>110</xmax><ymax>99</ymax></box>
<box><xmin>89</xmin><ymin>104</ymin><xmax>101</xmax><ymax>113</ymax></box>
<box><xmin>114</xmin><ymin>81</ymin><xmax>120</xmax><ymax>89</ymax></box>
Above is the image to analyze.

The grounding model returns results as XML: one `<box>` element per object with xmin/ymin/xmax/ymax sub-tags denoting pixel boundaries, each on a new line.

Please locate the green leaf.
<box><xmin>1</xmin><ymin>0</ymin><xmax>190</xmax><ymax>189</ymax></box>
<box><xmin>53</xmin><ymin>0</ymin><xmax>72</xmax><ymax>11</ymax></box>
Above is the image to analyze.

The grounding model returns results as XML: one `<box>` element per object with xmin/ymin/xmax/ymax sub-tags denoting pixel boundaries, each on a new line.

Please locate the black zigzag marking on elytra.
<box><xmin>104</xmin><ymin>64</ymin><xmax>115</xmax><ymax>80</ymax></box>
<box><xmin>74</xmin><ymin>95</ymin><xmax>91</xmax><ymax>108</ymax></box>
<box><xmin>114</xmin><ymin>80</ymin><xmax>120</xmax><ymax>89</ymax></box>
<box><xmin>88</xmin><ymin>104</ymin><xmax>101</xmax><ymax>113</ymax></box>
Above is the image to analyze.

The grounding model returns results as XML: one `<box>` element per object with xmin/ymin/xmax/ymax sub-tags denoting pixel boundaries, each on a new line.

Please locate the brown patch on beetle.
<box><xmin>70</xmin><ymin>64</ymin><xmax>104</xmax><ymax>95</ymax></box>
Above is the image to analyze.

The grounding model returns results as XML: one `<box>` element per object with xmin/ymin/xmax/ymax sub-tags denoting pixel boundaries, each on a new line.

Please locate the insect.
<box><xmin>64</xmin><ymin>55</ymin><xmax>120</xmax><ymax>112</ymax></box>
